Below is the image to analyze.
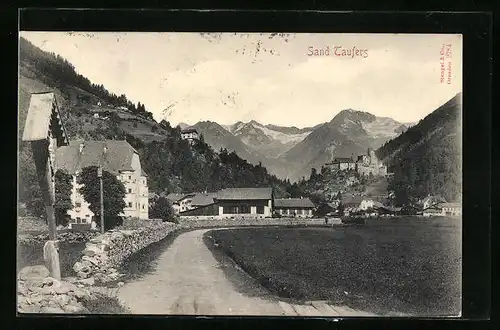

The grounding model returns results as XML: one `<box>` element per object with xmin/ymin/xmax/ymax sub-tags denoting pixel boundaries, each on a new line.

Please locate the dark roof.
<box><xmin>274</xmin><ymin>198</ymin><xmax>315</xmax><ymax>208</ymax></box>
<box><xmin>165</xmin><ymin>193</ymin><xmax>195</xmax><ymax>203</ymax></box>
<box><xmin>191</xmin><ymin>193</ymin><xmax>217</xmax><ymax>206</ymax></box>
<box><xmin>182</xmin><ymin>128</ymin><xmax>198</xmax><ymax>134</ymax></box>
<box><xmin>333</xmin><ymin>157</ymin><xmax>355</xmax><ymax>163</ymax></box>
<box><xmin>55</xmin><ymin>140</ymin><xmax>138</xmax><ymax>175</ymax></box>
<box><xmin>216</xmin><ymin>187</ymin><xmax>272</xmax><ymax>200</ymax></box>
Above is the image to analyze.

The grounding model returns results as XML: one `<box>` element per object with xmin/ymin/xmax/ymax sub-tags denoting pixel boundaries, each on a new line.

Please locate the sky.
<box><xmin>20</xmin><ymin>32</ymin><xmax>462</xmax><ymax>128</ymax></box>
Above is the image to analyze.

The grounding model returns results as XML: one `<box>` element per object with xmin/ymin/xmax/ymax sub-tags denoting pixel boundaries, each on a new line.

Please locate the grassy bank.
<box><xmin>206</xmin><ymin>216</ymin><xmax>461</xmax><ymax>316</ymax></box>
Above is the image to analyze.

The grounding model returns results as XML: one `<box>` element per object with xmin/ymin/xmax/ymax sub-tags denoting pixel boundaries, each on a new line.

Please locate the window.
<box><xmin>142</xmin><ymin>204</ymin><xmax>145</xmax><ymax>210</ymax></box>
<box><xmin>257</xmin><ymin>205</ymin><xmax>265</xmax><ymax>214</ymax></box>
<box><xmin>128</xmin><ymin>202</ymin><xmax>132</xmax><ymax>208</ymax></box>
<box><xmin>128</xmin><ymin>188</ymin><xmax>132</xmax><ymax>193</ymax></box>
<box><xmin>75</xmin><ymin>202</ymin><xmax>82</xmax><ymax>208</ymax></box>
<box><xmin>85</xmin><ymin>214</ymin><xmax>90</xmax><ymax>218</ymax></box>
<box><xmin>240</xmin><ymin>205</ymin><xmax>250</xmax><ymax>214</ymax></box>
<box><xmin>76</xmin><ymin>217</ymin><xmax>81</xmax><ymax>224</ymax></box>
<box><xmin>129</xmin><ymin>176</ymin><xmax>131</xmax><ymax>180</ymax></box>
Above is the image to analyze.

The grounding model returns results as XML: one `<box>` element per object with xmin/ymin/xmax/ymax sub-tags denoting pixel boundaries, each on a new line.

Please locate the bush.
<box><xmin>149</xmin><ymin>197</ymin><xmax>175</xmax><ymax>222</ymax></box>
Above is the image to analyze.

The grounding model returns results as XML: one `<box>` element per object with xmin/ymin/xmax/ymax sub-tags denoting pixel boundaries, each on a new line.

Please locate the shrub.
<box><xmin>149</xmin><ymin>197</ymin><xmax>175</xmax><ymax>222</ymax></box>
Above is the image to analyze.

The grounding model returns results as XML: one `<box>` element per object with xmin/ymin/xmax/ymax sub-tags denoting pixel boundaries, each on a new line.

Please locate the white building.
<box><xmin>55</xmin><ymin>140</ymin><xmax>149</xmax><ymax>228</ymax></box>
<box><xmin>181</xmin><ymin>128</ymin><xmax>199</xmax><ymax>144</ymax></box>
<box><xmin>165</xmin><ymin>193</ymin><xmax>196</xmax><ymax>214</ymax></box>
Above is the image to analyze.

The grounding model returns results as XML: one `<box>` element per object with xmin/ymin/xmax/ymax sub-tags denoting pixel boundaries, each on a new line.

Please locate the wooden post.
<box><xmin>98</xmin><ymin>166</ymin><xmax>105</xmax><ymax>233</ymax></box>
<box><xmin>22</xmin><ymin>92</ymin><xmax>69</xmax><ymax>281</ymax></box>
<box><xmin>31</xmin><ymin>140</ymin><xmax>61</xmax><ymax>279</ymax></box>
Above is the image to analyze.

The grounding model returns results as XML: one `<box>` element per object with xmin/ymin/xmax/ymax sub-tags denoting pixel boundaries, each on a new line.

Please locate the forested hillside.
<box><xmin>18</xmin><ymin>37</ymin><xmax>292</xmax><ymax>217</ymax></box>
<box><xmin>376</xmin><ymin>93</ymin><xmax>462</xmax><ymax>205</ymax></box>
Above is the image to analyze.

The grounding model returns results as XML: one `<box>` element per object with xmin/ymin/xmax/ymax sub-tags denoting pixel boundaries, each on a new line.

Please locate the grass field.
<box><xmin>206</xmin><ymin>216</ymin><xmax>462</xmax><ymax>316</ymax></box>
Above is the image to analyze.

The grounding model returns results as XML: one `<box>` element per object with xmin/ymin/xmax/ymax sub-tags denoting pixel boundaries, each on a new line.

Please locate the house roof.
<box><xmin>333</xmin><ymin>157</ymin><xmax>355</xmax><ymax>163</ymax></box>
<box><xmin>422</xmin><ymin>195</ymin><xmax>447</xmax><ymax>205</ymax></box>
<box><xmin>55</xmin><ymin>140</ymin><xmax>138</xmax><ymax>175</ymax></box>
<box><xmin>165</xmin><ymin>193</ymin><xmax>195</xmax><ymax>203</ymax></box>
<box><xmin>216</xmin><ymin>187</ymin><xmax>272</xmax><ymax>200</ymax></box>
<box><xmin>182</xmin><ymin>128</ymin><xmax>198</xmax><ymax>134</ymax></box>
<box><xmin>191</xmin><ymin>193</ymin><xmax>217</xmax><ymax>206</ymax></box>
<box><xmin>423</xmin><ymin>208</ymin><xmax>442</xmax><ymax>214</ymax></box>
<box><xmin>441</xmin><ymin>202</ymin><xmax>461</xmax><ymax>208</ymax></box>
<box><xmin>274</xmin><ymin>198</ymin><xmax>315</xmax><ymax>208</ymax></box>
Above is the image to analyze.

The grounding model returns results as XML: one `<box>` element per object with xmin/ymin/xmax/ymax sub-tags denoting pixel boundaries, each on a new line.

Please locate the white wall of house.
<box><xmin>359</xmin><ymin>199</ymin><xmax>375</xmax><ymax>210</ymax></box>
<box><xmin>276</xmin><ymin>208</ymin><xmax>313</xmax><ymax>217</ymax></box>
<box><xmin>67</xmin><ymin>175</ymin><xmax>94</xmax><ymax>228</ymax></box>
<box><xmin>217</xmin><ymin>200</ymin><xmax>272</xmax><ymax>218</ymax></box>
<box><xmin>66</xmin><ymin>153</ymin><xmax>149</xmax><ymax>224</ymax></box>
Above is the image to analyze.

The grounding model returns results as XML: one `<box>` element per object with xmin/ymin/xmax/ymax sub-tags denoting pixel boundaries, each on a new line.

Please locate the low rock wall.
<box><xmin>178</xmin><ymin>217</ymin><xmax>327</xmax><ymax>228</ymax></box>
<box><xmin>72</xmin><ymin>221</ymin><xmax>179</xmax><ymax>285</ymax></box>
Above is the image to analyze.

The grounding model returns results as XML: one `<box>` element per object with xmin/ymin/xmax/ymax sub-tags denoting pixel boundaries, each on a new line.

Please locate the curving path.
<box><xmin>117</xmin><ymin>229</ymin><xmax>376</xmax><ymax>316</ymax></box>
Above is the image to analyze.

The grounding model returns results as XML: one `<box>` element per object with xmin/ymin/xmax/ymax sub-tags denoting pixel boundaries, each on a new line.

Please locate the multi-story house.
<box><xmin>55</xmin><ymin>140</ymin><xmax>149</xmax><ymax>228</ymax></box>
<box><xmin>181</xmin><ymin>128</ymin><xmax>199</xmax><ymax>145</ymax></box>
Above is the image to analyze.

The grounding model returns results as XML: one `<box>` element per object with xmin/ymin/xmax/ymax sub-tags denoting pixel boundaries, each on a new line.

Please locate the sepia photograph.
<box><xmin>17</xmin><ymin>31</ymin><xmax>462</xmax><ymax>317</ymax></box>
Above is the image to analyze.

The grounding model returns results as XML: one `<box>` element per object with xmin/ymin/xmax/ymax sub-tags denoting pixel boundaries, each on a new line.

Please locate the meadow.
<box><xmin>207</xmin><ymin>216</ymin><xmax>462</xmax><ymax>316</ymax></box>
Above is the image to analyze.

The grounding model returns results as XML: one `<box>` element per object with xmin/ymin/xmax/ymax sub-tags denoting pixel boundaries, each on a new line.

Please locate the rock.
<box><xmin>82</xmin><ymin>245</ymin><xmax>102</xmax><ymax>257</ymax></box>
<box><xmin>42</xmin><ymin>277</ymin><xmax>62</xmax><ymax>288</ymax></box>
<box><xmin>73</xmin><ymin>289</ymin><xmax>90</xmax><ymax>301</ymax></box>
<box><xmin>73</xmin><ymin>261</ymin><xmax>91</xmax><ymax>273</ymax></box>
<box><xmin>18</xmin><ymin>283</ymin><xmax>29</xmax><ymax>296</ymax></box>
<box><xmin>39</xmin><ymin>286</ymin><xmax>56</xmax><ymax>295</ymax></box>
<box><xmin>40</xmin><ymin>306</ymin><xmax>65</xmax><ymax>314</ymax></box>
<box><xmin>55</xmin><ymin>294</ymin><xmax>70</xmax><ymax>307</ymax></box>
<box><xmin>77</xmin><ymin>271</ymin><xmax>90</xmax><ymax>279</ymax></box>
<box><xmin>30</xmin><ymin>294</ymin><xmax>44</xmax><ymax>304</ymax></box>
<box><xmin>63</xmin><ymin>303</ymin><xmax>87</xmax><ymax>313</ymax></box>
<box><xmin>55</xmin><ymin>283</ymin><xmax>75</xmax><ymax>294</ymax></box>
<box><xmin>18</xmin><ymin>265</ymin><xmax>50</xmax><ymax>281</ymax></box>
<box><xmin>18</xmin><ymin>303</ymin><xmax>41</xmax><ymax>313</ymax></box>
<box><xmin>82</xmin><ymin>255</ymin><xmax>99</xmax><ymax>266</ymax></box>
<box><xmin>78</xmin><ymin>277</ymin><xmax>95</xmax><ymax>286</ymax></box>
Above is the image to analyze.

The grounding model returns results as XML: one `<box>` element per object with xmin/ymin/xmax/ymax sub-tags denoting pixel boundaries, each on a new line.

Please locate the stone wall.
<box><xmin>178</xmin><ymin>217</ymin><xmax>327</xmax><ymax>228</ymax></box>
<box><xmin>72</xmin><ymin>221</ymin><xmax>179</xmax><ymax>285</ymax></box>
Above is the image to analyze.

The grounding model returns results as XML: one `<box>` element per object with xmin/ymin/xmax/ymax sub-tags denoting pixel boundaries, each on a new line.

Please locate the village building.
<box><xmin>55</xmin><ymin>140</ymin><xmax>149</xmax><ymax>228</ymax></box>
<box><xmin>355</xmin><ymin>148</ymin><xmax>388</xmax><ymax>176</ymax></box>
<box><xmin>422</xmin><ymin>195</ymin><xmax>447</xmax><ymax>211</ymax></box>
<box><xmin>165</xmin><ymin>193</ymin><xmax>196</xmax><ymax>214</ymax></box>
<box><xmin>181</xmin><ymin>128</ymin><xmax>199</xmax><ymax>145</ymax></box>
<box><xmin>441</xmin><ymin>202</ymin><xmax>462</xmax><ymax>216</ymax></box>
<box><xmin>325</xmin><ymin>157</ymin><xmax>356</xmax><ymax>171</ymax></box>
<box><xmin>179</xmin><ymin>192</ymin><xmax>219</xmax><ymax>217</ymax></box>
<box><xmin>215</xmin><ymin>187</ymin><xmax>273</xmax><ymax>218</ymax></box>
<box><xmin>274</xmin><ymin>197</ymin><xmax>315</xmax><ymax>218</ymax></box>
<box><xmin>341</xmin><ymin>195</ymin><xmax>365</xmax><ymax>215</ymax></box>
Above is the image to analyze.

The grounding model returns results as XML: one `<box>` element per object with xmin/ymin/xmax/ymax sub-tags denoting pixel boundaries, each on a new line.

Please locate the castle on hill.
<box><xmin>325</xmin><ymin>148</ymin><xmax>388</xmax><ymax>176</ymax></box>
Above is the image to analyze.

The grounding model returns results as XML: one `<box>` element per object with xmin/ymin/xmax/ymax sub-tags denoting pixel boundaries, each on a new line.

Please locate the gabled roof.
<box><xmin>191</xmin><ymin>193</ymin><xmax>217</xmax><ymax>206</ymax></box>
<box><xmin>274</xmin><ymin>198</ymin><xmax>315</xmax><ymax>208</ymax></box>
<box><xmin>182</xmin><ymin>128</ymin><xmax>198</xmax><ymax>134</ymax></box>
<box><xmin>55</xmin><ymin>140</ymin><xmax>137</xmax><ymax>175</ymax></box>
<box><xmin>165</xmin><ymin>193</ymin><xmax>195</xmax><ymax>203</ymax></box>
<box><xmin>216</xmin><ymin>187</ymin><xmax>272</xmax><ymax>200</ymax></box>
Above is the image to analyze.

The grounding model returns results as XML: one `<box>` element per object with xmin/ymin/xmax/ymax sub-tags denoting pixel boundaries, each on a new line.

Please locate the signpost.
<box><xmin>22</xmin><ymin>92</ymin><xmax>69</xmax><ymax>280</ymax></box>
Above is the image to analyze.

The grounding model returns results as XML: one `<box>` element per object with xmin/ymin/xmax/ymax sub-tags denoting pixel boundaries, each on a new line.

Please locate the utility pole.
<box><xmin>98</xmin><ymin>165</ymin><xmax>105</xmax><ymax>233</ymax></box>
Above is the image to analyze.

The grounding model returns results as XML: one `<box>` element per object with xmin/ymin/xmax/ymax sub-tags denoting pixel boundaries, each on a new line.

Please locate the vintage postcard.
<box><xmin>17</xmin><ymin>32</ymin><xmax>462</xmax><ymax>317</ymax></box>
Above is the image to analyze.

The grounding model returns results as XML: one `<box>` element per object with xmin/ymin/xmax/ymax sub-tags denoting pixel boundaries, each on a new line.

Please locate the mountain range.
<box><xmin>183</xmin><ymin>111</ymin><xmax>408</xmax><ymax>181</ymax></box>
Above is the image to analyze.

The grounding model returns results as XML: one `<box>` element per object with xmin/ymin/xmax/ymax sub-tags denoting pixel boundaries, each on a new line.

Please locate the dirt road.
<box><xmin>117</xmin><ymin>229</ymin><xmax>375</xmax><ymax>316</ymax></box>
